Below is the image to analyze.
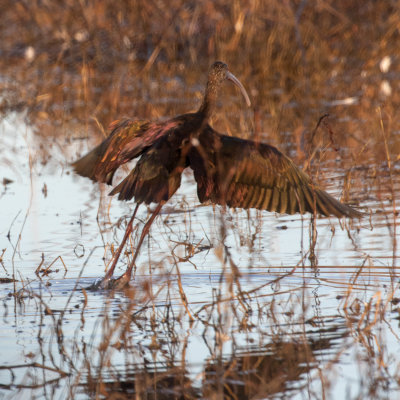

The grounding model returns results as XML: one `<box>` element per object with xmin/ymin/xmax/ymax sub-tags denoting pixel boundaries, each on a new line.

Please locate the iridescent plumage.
<box><xmin>72</xmin><ymin>61</ymin><xmax>361</xmax><ymax>288</ymax></box>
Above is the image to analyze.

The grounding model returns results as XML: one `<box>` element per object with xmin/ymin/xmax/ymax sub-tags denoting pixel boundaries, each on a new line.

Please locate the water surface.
<box><xmin>1</xmin><ymin>112</ymin><xmax>399</xmax><ymax>399</ymax></box>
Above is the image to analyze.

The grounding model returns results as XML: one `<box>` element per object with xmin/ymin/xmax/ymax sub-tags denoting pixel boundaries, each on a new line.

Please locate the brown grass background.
<box><xmin>0</xmin><ymin>0</ymin><xmax>399</xmax><ymax>200</ymax></box>
<box><xmin>1</xmin><ymin>2</ymin><xmax>400</xmax><ymax>398</ymax></box>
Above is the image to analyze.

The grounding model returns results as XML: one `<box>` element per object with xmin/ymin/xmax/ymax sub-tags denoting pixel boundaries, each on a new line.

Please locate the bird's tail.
<box><xmin>71</xmin><ymin>143</ymin><xmax>115</xmax><ymax>185</ymax></box>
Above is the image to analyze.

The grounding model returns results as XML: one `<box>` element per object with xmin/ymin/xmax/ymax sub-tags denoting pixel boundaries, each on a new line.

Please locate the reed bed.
<box><xmin>0</xmin><ymin>1</ymin><xmax>399</xmax><ymax>399</ymax></box>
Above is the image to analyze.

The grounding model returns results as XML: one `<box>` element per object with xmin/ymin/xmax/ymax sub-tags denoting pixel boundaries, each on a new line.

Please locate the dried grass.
<box><xmin>1</xmin><ymin>1</ymin><xmax>399</xmax><ymax>399</ymax></box>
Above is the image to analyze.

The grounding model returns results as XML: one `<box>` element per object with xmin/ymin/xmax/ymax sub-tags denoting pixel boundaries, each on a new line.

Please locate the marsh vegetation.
<box><xmin>0</xmin><ymin>1</ymin><xmax>399</xmax><ymax>399</ymax></box>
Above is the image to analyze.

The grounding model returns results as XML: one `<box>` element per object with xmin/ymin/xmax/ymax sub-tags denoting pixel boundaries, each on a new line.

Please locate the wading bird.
<box><xmin>72</xmin><ymin>61</ymin><xmax>361</xmax><ymax>289</ymax></box>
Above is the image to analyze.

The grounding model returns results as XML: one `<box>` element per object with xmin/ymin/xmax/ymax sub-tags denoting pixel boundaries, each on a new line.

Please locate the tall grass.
<box><xmin>1</xmin><ymin>1</ymin><xmax>399</xmax><ymax>162</ymax></box>
<box><xmin>1</xmin><ymin>1</ymin><xmax>400</xmax><ymax>398</ymax></box>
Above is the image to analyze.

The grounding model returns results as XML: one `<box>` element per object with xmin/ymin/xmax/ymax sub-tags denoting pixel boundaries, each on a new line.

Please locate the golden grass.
<box><xmin>1</xmin><ymin>0</ymin><xmax>398</xmax><ymax>206</ymax></box>
<box><xmin>0</xmin><ymin>1</ymin><xmax>399</xmax><ymax>157</ymax></box>
<box><xmin>1</xmin><ymin>1</ymin><xmax>400</xmax><ymax>398</ymax></box>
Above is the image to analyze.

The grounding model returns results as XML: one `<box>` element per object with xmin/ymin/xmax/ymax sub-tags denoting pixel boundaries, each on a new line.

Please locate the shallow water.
<box><xmin>0</xmin><ymin>113</ymin><xmax>399</xmax><ymax>399</ymax></box>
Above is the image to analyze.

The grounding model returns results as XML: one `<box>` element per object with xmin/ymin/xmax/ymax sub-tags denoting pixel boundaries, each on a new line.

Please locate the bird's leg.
<box><xmin>102</xmin><ymin>203</ymin><xmax>140</xmax><ymax>282</ymax></box>
<box><xmin>112</xmin><ymin>202</ymin><xmax>164</xmax><ymax>288</ymax></box>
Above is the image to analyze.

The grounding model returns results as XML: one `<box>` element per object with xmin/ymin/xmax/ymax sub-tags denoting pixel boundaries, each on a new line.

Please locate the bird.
<box><xmin>72</xmin><ymin>61</ymin><xmax>361</xmax><ymax>289</ymax></box>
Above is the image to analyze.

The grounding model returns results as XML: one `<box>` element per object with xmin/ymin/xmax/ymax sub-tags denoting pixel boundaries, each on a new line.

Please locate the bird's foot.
<box><xmin>85</xmin><ymin>274</ymin><xmax>131</xmax><ymax>291</ymax></box>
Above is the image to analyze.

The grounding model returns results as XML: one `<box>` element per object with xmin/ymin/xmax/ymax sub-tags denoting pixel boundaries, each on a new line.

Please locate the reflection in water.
<box><xmin>203</xmin><ymin>333</ymin><xmax>346</xmax><ymax>399</ymax></box>
<box><xmin>0</xmin><ymin>114</ymin><xmax>399</xmax><ymax>399</ymax></box>
<box><xmin>1</xmin><ymin>1</ymin><xmax>400</xmax><ymax>395</ymax></box>
<box><xmin>83</xmin><ymin>366</ymin><xmax>199</xmax><ymax>400</ymax></box>
<box><xmin>78</xmin><ymin>331</ymin><xmax>346</xmax><ymax>399</ymax></box>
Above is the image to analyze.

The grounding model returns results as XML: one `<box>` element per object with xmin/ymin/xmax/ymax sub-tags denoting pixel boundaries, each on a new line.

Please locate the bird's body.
<box><xmin>72</xmin><ymin>61</ymin><xmax>361</xmax><ymax>289</ymax></box>
<box><xmin>109</xmin><ymin>113</ymin><xmax>203</xmax><ymax>204</ymax></box>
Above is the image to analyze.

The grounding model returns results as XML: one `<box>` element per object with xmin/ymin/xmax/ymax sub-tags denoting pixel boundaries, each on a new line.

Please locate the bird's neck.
<box><xmin>198</xmin><ymin>81</ymin><xmax>218</xmax><ymax>120</ymax></box>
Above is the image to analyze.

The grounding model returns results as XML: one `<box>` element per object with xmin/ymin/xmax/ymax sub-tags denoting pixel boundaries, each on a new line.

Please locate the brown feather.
<box><xmin>255</xmin><ymin>187</ymin><xmax>265</xmax><ymax>209</ymax></box>
<box><xmin>109</xmin><ymin>121</ymin><xmax>191</xmax><ymax>204</ymax></box>
<box><xmin>189</xmin><ymin>126</ymin><xmax>362</xmax><ymax>218</ymax></box>
<box><xmin>72</xmin><ymin>119</ymin><xmax>151</xmax><ymax>184</ymax></box>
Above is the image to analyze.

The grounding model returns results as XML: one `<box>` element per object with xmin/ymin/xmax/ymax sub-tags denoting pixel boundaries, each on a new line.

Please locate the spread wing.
<box><xmin>72</xmin><ymin>118</ymin><xmax>167</xmax><ymax>184</ymax></box>
<box><xmin>109</xmin><ymin>122</ymin><xmax>190</xmax><ymax>204</ymax></box>
<box><xmin>188</xmin><ymin>127</ymin><xmax>362</xmax><ymax>218</ymax></box>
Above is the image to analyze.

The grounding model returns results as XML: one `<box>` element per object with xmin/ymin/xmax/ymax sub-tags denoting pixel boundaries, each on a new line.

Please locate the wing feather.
<box><xmin>109</xmin><ymin>123</ymin><xmax>189</xmax><ymax>204</ymax></box>
<box><xmin>262</xmin><ymin>188</ymin><xmax>273</xmax><ymax>211</ymax></box>
<box><xmin>279</xmin><ymin>190</ymin><xmax>288</xmax><ymax>214</ymax></box>
<box><xmin>249</xmin><ymin>185</ymin><xmax>261</xmax><ymax>209</ymax></box>
<box><xmin>255</xmin><ymin>187</ymin><xmax>266</xmax><ymax>209</ymax></box>
<box><xmin>189</xmin><ymin>126</ymin><xmax>362</xmax><ymax>218</ymax></box>
<box><xmin>71</xmin><ymin>118</ymin><xmax>168</xmax><ymax>184</ymax></box>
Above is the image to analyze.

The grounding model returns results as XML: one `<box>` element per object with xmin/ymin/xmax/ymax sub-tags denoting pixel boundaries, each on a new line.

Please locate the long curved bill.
<box><xmin>226</xmin><ymin>71</ymin><xmax>251</xmax><ymax>107</ymax></box>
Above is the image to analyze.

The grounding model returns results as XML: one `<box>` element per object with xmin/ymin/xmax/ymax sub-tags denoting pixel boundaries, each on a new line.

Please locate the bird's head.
<box><xmin>208</xmin><ymin>61</ymin><xmax>251</xmax><ymax>107</ymax></box>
